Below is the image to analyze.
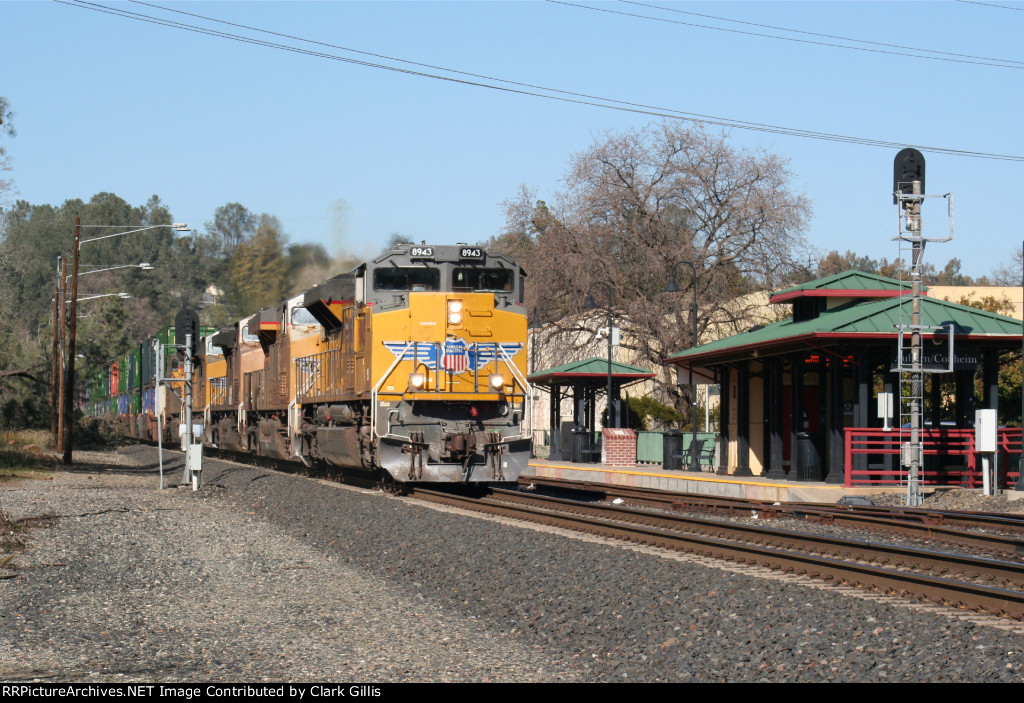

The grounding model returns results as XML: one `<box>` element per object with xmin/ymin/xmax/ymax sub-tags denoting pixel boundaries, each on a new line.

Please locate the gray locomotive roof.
<box><xmin>373</xmin><ymin>244</ymin><xmax>524</xmax><ymax>274</ymax></box>
<box><xmin>211</xmin><ymin>327</ymin><xmax>236</xmax><ymax>350</ymax></box>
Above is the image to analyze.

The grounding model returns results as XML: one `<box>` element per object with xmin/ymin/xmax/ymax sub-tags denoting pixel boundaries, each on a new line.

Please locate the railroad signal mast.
<box><xmin>891</xmin><ymin>148</ymin><xmax>954</xmax><ymax>507</ymax></box>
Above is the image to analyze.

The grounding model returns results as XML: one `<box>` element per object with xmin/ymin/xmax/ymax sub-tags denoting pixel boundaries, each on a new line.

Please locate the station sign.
<box><xmin>895</xmin><ymin>347</ymin><xmax>980</xmax><ymax>372</ymax></box>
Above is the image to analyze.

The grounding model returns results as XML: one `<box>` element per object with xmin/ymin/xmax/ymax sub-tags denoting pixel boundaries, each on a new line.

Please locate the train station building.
<box><xmin>664</xmin><ymin>271</ymin><xmax>1024</xmax><ymax>488</ymax></box>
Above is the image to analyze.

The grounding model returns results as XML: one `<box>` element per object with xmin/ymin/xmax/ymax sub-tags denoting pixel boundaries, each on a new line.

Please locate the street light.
<box><xmin>665</xmin><ymin>261</ymin><xmax>700</xmax><ymax>472</ymax></box>
<box><xmin>72</xmin><ymin>262</ymin><xmax>154</xmax><ymax>279</ymax></box>
<box><xmin>75</xmin><ymin>292</ymin><xmax>132</xmax><ymax>302</ymax></box>
<box><xmin>62</xmin><ymin>218</ymin><xmax>187</xmax><ymax>465</ymax></box>
<box><xmin>582</xmin><ymin>282</ymin><xmax>616</xmax><ymax>429</ymax></box>
<box><xmin>54</xmin><ymin>256</ymin><xmax>154</xmax><ymax>446</ymax></box>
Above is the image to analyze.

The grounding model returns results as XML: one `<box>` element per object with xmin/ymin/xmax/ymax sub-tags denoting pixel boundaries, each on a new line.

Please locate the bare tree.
<box><xmin>992</xmin><ymin>247</ymin><xmax>1023</xmax><ymax>287</ymax></box>
<box><xmin>0</xmin><ymin>96</ymin><xmax>16</xmax><ymax>209</ymax></box>
<box><xmin>494</xmin><ymin>122</ymin><xmax>812</xmax><ymax>408</ymax></box>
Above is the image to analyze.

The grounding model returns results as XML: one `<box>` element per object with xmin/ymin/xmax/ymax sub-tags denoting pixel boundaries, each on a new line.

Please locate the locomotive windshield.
<box><xmin>452</xmin><ymin>267</ymin><xmax>514</xmax><ymax>293</ymax></box>
<box><xmin>374</xmin><ymin>267</ymin><xmax>441</xmax><ymax>292</ymax></box>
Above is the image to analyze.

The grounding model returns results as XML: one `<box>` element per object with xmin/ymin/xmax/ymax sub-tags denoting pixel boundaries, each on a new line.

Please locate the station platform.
<box><xmin>524</xmin><ymin>458</ymin><xmax>905</xmax><ymax>504</ymax></box>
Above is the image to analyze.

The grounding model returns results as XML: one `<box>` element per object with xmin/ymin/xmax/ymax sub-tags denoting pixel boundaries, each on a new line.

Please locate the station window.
<box><xmin>374</xmin><ymin>267</ymin><xmax>441</xmax><ymax>292</ymax></box>
<box><xmin>452</xmin><ymin>268</ymin><xmax>514</xmax><ymax>293</ymax></box>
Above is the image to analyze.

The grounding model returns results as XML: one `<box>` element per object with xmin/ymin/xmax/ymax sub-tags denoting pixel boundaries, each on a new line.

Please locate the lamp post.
<box><xmin>583</xmin><ymin>282</ymin><xmax>616</xmax><ymax>429</ymax></box>
<box><xmin>665</xmin><ymin>261</ymin><xmax>700</xmax><ymax>472</ymax></box>
<box><xmin>75</xmin><ymin>292</ymin><xmax>132</xmax><ymax>302</ymax></box>
<box><xmin>63</xmin><ymin>219</ymin><xmax>187</xmax><ymax>465</ymax></box>
<box><xmin>54</xmin><ymin>261</ymin><xmax>153</xmax><ymax>449</ymax></box>
<box><xmin>73</xmin><ymin>262</ymin><xmax>154</xmax><ymax>279</ymax></box>
<box><xmin>529</xmin><ymin>308</ymin><xmax>543</xmax><ymax>376</ymax></box>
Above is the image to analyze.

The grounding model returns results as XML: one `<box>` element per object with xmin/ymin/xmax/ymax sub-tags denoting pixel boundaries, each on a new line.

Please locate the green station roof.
<box><xmin>529</xmin><ymin>357</ymin><xmax>656</xmax><ymax>387</ymax></box>
<box><xmin>667</xmin><ymin>273</ymin><xmax>1022</xmax><ymax>367</ymax></box>
<box><xmin>770</xmin><ymin>270</ymin><xmax>917</xmax><ymax>303</ymax></box>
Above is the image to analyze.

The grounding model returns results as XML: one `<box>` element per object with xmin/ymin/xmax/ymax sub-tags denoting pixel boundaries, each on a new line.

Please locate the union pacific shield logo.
<box><xmin>442</xmin><ymin>338</ymin><xmax>468</xmax><ymax>373</ymax></box>
<box><xmin>383</xmin><ymin>339</ymin><xmax>524</xmax><ymax>372</ymax></box>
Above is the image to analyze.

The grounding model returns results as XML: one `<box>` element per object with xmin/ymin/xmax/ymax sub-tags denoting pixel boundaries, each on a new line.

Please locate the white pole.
<box><xmin>157</xmin><ymin>342</ymin><xmax>164</xmax><ymax>490</ymax></box>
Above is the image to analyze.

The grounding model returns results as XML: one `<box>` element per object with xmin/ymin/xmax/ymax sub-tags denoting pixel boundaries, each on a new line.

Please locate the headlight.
<box><xmin>489</xmin><ymin>373</ymin><xmax>504</xmax><ymax>389</ymax></box>
<box><xmin>447</xmin><ymin>300</ymin><xmax>463</xmax><ymax>325</ymax></box>
<box><xmin>409</xmin><ymin>372</ymin><xmax>426</xmax><ymax>389</ymax></box>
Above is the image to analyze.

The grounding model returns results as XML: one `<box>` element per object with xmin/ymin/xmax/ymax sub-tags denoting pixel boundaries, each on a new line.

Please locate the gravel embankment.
<box><xmin>3</xmin><ymin>444</ymin><xmax>1024</xmax><ymax>683</ymax></box>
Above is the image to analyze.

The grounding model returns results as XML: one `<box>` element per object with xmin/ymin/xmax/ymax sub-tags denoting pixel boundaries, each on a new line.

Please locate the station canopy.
<box><xmin>529</xmin><ymin>357</ymin><xmax>655</xmax><ymax>390</ymax></box>
<box><xmin>665</xmin><ymin>271</ymin><xmax>1022</xmax><ymax>369</ymax></box>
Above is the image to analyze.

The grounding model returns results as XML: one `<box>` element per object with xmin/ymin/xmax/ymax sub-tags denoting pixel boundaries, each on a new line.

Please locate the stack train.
<box><xmin>82</xmin><ymin>244</ymin><xmax>531</xmax><ymax>483</ymax></box>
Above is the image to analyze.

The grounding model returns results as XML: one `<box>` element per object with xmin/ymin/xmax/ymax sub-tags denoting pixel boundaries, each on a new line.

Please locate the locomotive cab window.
<box><xmin>452</xmin><ymin>268</ymin><xmax>514</xmax><ymax>293</ymax></box>
<box><xmin>374</xmin><ymin>267</ymin><xmax>440</xmax><ymax>292</ymax></box>
<box><xmin>290</xmin><ymin>307</ymin><xmax>318</xmax><ymax>326</ymax></box>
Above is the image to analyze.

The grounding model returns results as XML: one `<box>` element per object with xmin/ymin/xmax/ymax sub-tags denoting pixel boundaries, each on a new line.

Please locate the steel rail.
<box><xmin>411</xmin><ymin>487</ymin><xmax>1024</xmax><ymax>618</ymax></box>
<box><xmin>518</xmin><ymin>476</ymin><xmax>1024</xmax><ymax>556</ymax></box>
<box><xmin>490</xmin><ymin>488</ymin><xmax>1024</xmax><ymax>587</ymax></box>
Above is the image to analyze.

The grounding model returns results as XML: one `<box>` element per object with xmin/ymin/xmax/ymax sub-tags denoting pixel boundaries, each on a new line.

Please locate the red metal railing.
<box><xmin>843</xmin><ymin>427</ymin><xmax>1021</xmax><ymax>488</ymax></box>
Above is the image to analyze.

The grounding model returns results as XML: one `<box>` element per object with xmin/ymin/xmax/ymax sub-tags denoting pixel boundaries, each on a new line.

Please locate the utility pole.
<box><xmin>63</xmin><ymin>219</ymin><xmax>81</xmax><ymax>465</ymax></box>
<box><xmin>50</xmin><ymin>273</ymin><xmax>60</xmax><ymax>448</ymax></box>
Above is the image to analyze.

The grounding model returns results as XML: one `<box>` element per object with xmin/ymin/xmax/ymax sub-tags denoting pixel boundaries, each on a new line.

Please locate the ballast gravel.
<box><xmin>1</xmin><ymin>444</ymin><xmax>1023</xmax><ymax>683</ymax></box>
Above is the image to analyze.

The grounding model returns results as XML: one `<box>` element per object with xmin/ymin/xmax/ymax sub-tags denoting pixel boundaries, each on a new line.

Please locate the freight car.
<box><xmin>85</xmin><ymin>243</ymin><xmax>532</xmax><ymax>484</ymax></box>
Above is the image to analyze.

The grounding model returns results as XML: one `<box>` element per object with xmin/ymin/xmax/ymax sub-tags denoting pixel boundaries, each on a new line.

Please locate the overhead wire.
<box><xmin>955</xmin><ymin>0</ymin><xmax>1024</xmax><ymax>11</ymax></box>
<box><xmin>55</xmin><ymin>0</ymin><xmax>1024</xmax><ymax>162</ymax></box>
<box><xmin>548</xmin><ymin>0</ymin><xmax>1024</xmax><ymax>69</ymax></box>
<box><xmin>619</xmin><ymin>0</ymin><xmax>1024</xmax><ymax>67</ymax></box>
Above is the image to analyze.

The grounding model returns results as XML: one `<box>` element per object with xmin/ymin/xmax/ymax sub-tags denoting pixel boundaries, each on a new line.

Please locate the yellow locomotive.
<box><xmin>202</xmin><ymin>244</ymin><xmax>531</xmax><ymax>483</ymax></box>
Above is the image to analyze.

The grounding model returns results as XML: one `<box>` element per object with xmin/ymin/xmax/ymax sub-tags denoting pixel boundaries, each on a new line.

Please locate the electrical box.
<box><xmin>975</xmin><ymin>409</ymin><xmax>997</xmax><ymax>453</ymax></box>
<box><xmin>877</xmin><ymin>392</ymin><xmax>893</xmax><ymax>422</ymax></box>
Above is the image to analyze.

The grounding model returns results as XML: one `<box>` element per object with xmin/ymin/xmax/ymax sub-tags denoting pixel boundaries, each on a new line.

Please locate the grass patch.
<box><xmin>0</xmin><ymin>505</ymin><xmax>27</xmax><ymax>554</ymax></box>
<box><xmin>0</xmin><ymin>430</ymin><xmax>57</xmax><ymax>481</ymax></box>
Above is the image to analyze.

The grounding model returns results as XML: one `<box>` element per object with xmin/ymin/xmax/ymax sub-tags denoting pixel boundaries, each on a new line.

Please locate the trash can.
<box><xmin>571</xmin><ymin>426</ymin><xmax>590</xmax><ymax>463</ymax></box>
<box><xmin>663</xmin><ymin>430</ymin><xmax>683</xmax><ymax>471</ymax></box>
<box><xmin>796</xmin><ymin>432</ymin><xmax>821</xmax><ymax>480</ymax></box>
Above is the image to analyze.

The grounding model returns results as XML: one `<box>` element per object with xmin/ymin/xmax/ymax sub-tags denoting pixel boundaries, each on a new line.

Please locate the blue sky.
<box><xmin>3</xmin><ymin>0</ymin><xmax>1022</xmax><ymax>279</ymax></box>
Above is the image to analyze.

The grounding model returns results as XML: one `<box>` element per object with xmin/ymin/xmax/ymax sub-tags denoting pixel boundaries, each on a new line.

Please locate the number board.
<box><xmin>460</xmin><ymin>247</ymin><xmax>483</xmax><ymax>259</ymax></box>
<box><xmin>410</xmin><ymin>247</ymin><xmax>434</xmax><ymax>258</ymax></box>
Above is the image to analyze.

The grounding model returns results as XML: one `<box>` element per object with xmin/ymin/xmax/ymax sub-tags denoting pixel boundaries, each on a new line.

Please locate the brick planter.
<box><xmin>601</xmin><ymin>428</ymin><xmax>637</xmax><ymax>467</ymax></box>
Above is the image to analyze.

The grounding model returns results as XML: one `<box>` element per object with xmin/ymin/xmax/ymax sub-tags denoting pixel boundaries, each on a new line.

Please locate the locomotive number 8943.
<box><xmin>87</xmin><ymin>244</ymin><xmax>532</xmax><ymax>484</ymax></box>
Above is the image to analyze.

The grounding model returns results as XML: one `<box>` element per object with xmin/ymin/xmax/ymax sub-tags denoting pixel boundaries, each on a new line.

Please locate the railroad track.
<box><xmin>518</xmin><ymin>476</ymin><xmax>1024</xmax><ymax>558</ymax></box>
<box><xmin>412</xmin><ymin>485</ymin><xmax>1024</xmax><ymax>620</ymax></box>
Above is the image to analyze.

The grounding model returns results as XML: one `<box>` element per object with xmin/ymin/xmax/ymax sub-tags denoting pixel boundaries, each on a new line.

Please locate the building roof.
<box><xmin>529</xmin><ymin>357</ymin><xmax>656</xmax><ymax>387</ymax></box>
<box><xmin>667</xmin><ymin>285</ymin><xmax>1022</xmax><ymax>367</ymax></box>
<box><xmin>770</xmin><ymin>270</ymin><xmax>916</xmax><ymax>303</ymax></box>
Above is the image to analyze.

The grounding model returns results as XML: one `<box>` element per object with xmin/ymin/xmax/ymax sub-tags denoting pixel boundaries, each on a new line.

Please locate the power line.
<box><xmin>621</xmin><ymin>0</ymin><xmax>1024</xmax><ymax>66</ymax></box>
<box><xmin>956</xmin><ymin>0</ymin><xmax>1024</xmax><ymax>11</ymax></box>
<box><xmin>547</xmin><ymin>0</ymin><xmax>1024</xmax><ymax>70</ymax></box>
<box><xmin>57</xmin><ymin>0</ymin><xmax>1024</xmax><ymax>162</ymax></box>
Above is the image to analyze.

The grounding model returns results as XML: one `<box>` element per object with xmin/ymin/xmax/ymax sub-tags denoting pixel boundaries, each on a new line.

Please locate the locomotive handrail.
<box><xmin>370</xmin><ymin>341</ymin><xmax>414</xmax><ymax>441</ymax></box>
<box><xmin>288</xmin><ymin>399</ymin><xmax>299</xmax><ymax>458</ymax></box>
<box><xmin>497</xmin><ymin>344</ymin><xmax>532</xmax><ymax>441</ymax></box>
<box><xmin>385</xmin><ymin>408</ymin><xmax>410</xmax><ymax>442</ymax></box>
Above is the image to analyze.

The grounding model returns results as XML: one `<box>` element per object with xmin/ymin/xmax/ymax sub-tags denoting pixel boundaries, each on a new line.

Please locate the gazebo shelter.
<box><xmin>665</xmin><ymin>271</ymin><xmax>1023</xmax><ymax>487</ymax></box>
<box><xmin>529</xmin><ymin>357</ymin><xmax>655</xmax><ymax>462</ymax></box>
